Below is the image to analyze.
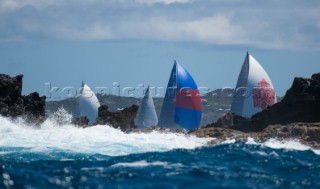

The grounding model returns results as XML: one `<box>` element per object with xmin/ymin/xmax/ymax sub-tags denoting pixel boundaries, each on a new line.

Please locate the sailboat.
<box><xmin>159</xmin><ymin>61</ymin><xmax>202</xmax><ymax>130</ymax></box>
<box><xmin>134</xmin><ymin>86</ymin><xmax>158</xmax><ymax>128</ymax></box>
<box><xmin>230</xmin><ymin>52</ymin><xmax>276</xmax><ymax>118</ymax></box>
<box><xmin>78</xmin><ymin>82</ymin><xmax>101</xmax><ymax>124</ymax></box>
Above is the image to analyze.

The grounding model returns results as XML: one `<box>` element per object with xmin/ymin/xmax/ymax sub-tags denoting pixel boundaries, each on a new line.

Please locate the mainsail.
<box><xmin>134</xmin><ymin>86</ymin><xmax>158</xmax><ymax>128</ymax></box>
<box><xmin>231</xmin><ymin>52</ymin><xmax>276</xmax><ymax>118</ymax></box>
<box><xmin>159</xmin><ymin>61</ymin><xmax>202</xmax><ymax>130</ymax></box>
<box><xmin>78</xmin><ymin>82</ymin><xmax>100</xmax><ymax>124</ymax></box>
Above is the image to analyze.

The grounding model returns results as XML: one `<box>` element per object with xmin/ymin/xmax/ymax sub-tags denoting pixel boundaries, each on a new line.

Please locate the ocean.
<box><xmin>0</xmin><ymin>116</ymin><xmax>320</xmax><ymax>189</ymax></box>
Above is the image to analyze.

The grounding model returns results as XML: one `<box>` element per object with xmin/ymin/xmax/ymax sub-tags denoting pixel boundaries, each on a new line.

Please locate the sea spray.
<box><xmin>1</xmin><ymin>113</ymin><xmax>320</xmax><ymax>157</ymax></box>
<box><xmin>1</xmin><ymin>115</ymin><xmax>320</xmax><ymax>188</ymax></box>
<box><xmin>0</xmin><ymin>115</ymin><xmax>211</xmax><ymax>157</ymax></box>
<box><xmin>47</xmin><ymin>107</ymin><xmax>73</xmax><ymax>125</ymax></box>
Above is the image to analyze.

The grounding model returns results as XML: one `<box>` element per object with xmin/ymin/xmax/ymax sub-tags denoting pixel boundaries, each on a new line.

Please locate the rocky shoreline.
<box><xmin>191</xmin><ymin>122</ymin><xmax>320</xmax><ymax>149</ymax></box>
<box><xmin>0</xmin><ymin>74</ymin><xmax>46</xmax><ymax>124</ymax></box>
<box><xmin>1</xmin><ymin>73</ymin><xmax>320</xmax><ymax>149</ymax></box>
<box><xmin>191</xmin><ymin>73</ymin><xmax>320</xmax><ymax>149</ymax></box>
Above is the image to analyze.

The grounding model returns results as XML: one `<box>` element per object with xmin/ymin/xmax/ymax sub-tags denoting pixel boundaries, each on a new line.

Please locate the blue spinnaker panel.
<box><xmin>175</xmin><ymin>62</ymin><xmax>202</xmax><ymax>129</ymax></box>
<box><xmin>176</xmin><ymin>63</ymin><xmax>197</xmax><ymax>90</ymax></box>
<box><xmin>158</xmin><ymin>62</ymin><xmax>178</xmax><ymax>129</ymax></box>
<box><xmin>175</xmin><ymin>107</ymin><xmax>202</xmax><ymax>130</ymax></box>
<box><xmin>159</xmin><ymin>61</ymin><xmax>202</xmax><ymax>130</ymax></box>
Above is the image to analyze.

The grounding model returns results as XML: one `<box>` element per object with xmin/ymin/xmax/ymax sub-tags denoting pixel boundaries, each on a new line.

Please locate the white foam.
<box><xmin>221</xmin><ymin>139</ymin><xmax>236</xmax><ymax>144</ymax></box>
<box><xmin>313</xmin><ymin>149</ymin><xmax>320</xmax><ymax>155</ymax></box>
<box><xmin>262</xmin><ymin>138</ymin><xmax>320</xmax><ymax>155</ymax></box>
<box><xmin>246</xmin><ymin>137</ymin><xmax>258</xmax><ymax>145</ymax></box>
<box><xmin>111</xmin><ymin>160</ymin><xmax>183</xmax><ymax>169</ymax></box>
<box><xmin>0</xmin><ymin>116</ymin><xmax>211</xmax><ymax>157</ymax></box>
<box><xmin>1</xmin><ymin>114</ymin><xmax>319</xmax><ymax>157</ymax></box>
<box><xmin>245</xmin><ymin>138</ymin><xmax>320</xmax><ymax>156</ymax></box>
<box><xmin>262</xmin><ymin>138</ymin><xmax>311</xmax><ymax>151</ymax></box>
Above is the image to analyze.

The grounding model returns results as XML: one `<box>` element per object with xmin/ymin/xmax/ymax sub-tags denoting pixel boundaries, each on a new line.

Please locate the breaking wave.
<box><xmin>1</xmin><ymin>110</ymin><xmax>319</xmax><ymax>188</ymax></box>
<box><xmin>0</xmin><ymin>114</ymin><xmax>211</xmax><ymax>157</ymax></box>
<box><xmin>0</xmin><ymin>109</ymin><xmax>319</xmax><ymax>158</ymax></box>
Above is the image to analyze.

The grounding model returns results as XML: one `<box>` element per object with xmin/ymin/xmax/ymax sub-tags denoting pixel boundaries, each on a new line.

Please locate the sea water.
<box><xmin>0</xmin><ymin>115</ymin><xmax>320</xmax><ymax>189</ymax></box>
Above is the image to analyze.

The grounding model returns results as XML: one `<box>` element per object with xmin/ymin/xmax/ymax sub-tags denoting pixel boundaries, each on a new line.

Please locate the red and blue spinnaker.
<box><xmin>159</xmin><ymin>61</ymin><xmax>202</xmax><ymax>130</ymax></box>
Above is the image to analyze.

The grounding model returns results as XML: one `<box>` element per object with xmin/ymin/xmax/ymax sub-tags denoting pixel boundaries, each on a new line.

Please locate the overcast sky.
<box><xmin>1</xmin><ymin>0</ymin><xmax>319</xmax><ymax>99</ymax></box>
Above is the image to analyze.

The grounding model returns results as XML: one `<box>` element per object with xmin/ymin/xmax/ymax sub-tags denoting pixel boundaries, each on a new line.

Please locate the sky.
<box><xmin>0</xmin><ymin>0</ymin><xmax>319</xmax><ymax>100</ymax></box>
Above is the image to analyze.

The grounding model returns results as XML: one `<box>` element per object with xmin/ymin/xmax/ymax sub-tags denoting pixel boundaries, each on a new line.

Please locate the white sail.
<box><xmin>231</xmin><ymin>52</ymin><xmax>276</xmax><ymax>118</ymax></box>
<box><xmin>134</xmin><ymin>86</ymin><xmax>158</xmax><ymax>128</ymax></box>
<box><xmin>78</xmin><ymin>82</ymin><xmax>100</xmax><ymax>124</ymax></box>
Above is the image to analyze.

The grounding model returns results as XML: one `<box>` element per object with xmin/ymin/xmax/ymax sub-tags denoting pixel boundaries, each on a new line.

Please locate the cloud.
<box><xmin>136</xmin><ymin>0</ymin><xmax>191</xmax><ymax>5</ymax></box>
<box><xmin>0</xmin><ymin>0</ymin><xmax>319</xmax><ymax>51</ymax></box>
<box><xmin>0</xmin><ymin>0</ymin><xmax>58</xmax><ymax>12</ymax></box>
<box><xmin>115</xmin><ymin>14</ymin><xmax>245</xmax><ymax>44</ymax></box>
<box><xmin>0</xmin><ymin>0</ymin><xmax>190</xmax><ymax>11</ymax></box>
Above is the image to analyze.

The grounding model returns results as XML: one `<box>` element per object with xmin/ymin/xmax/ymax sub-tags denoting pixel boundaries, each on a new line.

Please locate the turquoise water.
<box><xmin>0</xmin><ymin>116</ymin><xmax>320</xmax><ymax>188</ymax></box>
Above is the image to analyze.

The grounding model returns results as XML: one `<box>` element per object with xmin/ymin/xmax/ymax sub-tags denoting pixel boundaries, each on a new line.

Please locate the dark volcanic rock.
<box><xmin>191</xmin><ymin>122</ymin><xmax>320</xmax><ymax>149</ymax></box>
<box><xmin>0</xmin><ymin>74</ymin><xmax>46</xmax><ymax>123</ymax></box>
<box><xmin>211</xmin><ymin>112</ymin><xmax>247</xmax><ymax>129</ymax></box>
<box><xmin>96</xmin><ymin>105</ymin><xmax>110</xmax><ymax>125</ymax></box>
<box><xmin>207</xmin><ymin>73</ymin><xmax>320</xmax><ymax>132</ymax></box>
<box><xmin>23</xmin><ymin>92</ymin><xmax>46</xmax><ymax>121</ymax></box>
<box><xmin>96</xmin><ymin>104</ymin><xmax>138</xmax><ymax>131</ymax></box>
<box><xmin>74</xmin><ymin>116</ymin><xmax>90</xmax><ymax>127</ymax></box>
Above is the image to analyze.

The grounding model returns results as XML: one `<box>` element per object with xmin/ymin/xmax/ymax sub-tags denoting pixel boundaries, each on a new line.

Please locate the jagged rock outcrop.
<box><xmin>256</xmin><ymin>123</ymin><xmax>320</xmax><ymax>148</ymax></box>
<box><xmin>96</xmin><ymin>104</ymin><xmax>138</xmax><ymax>131</ymax></box>
<box><xmin>191</xmin><ymin>122</ymin><xmax>320</xmax><ymax>149</ymax></box>
<box><xmin>206</xmin><ymin>73</ymin><xmax>320</xmax><ymax>132</ymax></box>
<box><xmin>0</xmin><ymin>74</ymin><xmax>46</xmax><ymax>123</ymax></box>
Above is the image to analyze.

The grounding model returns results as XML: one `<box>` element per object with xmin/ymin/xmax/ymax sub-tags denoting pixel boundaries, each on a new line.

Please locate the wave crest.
<box><xmin>0</xmin><ymin>115</ymin><xmax>211</xmax><ymax>157</ymax></box>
